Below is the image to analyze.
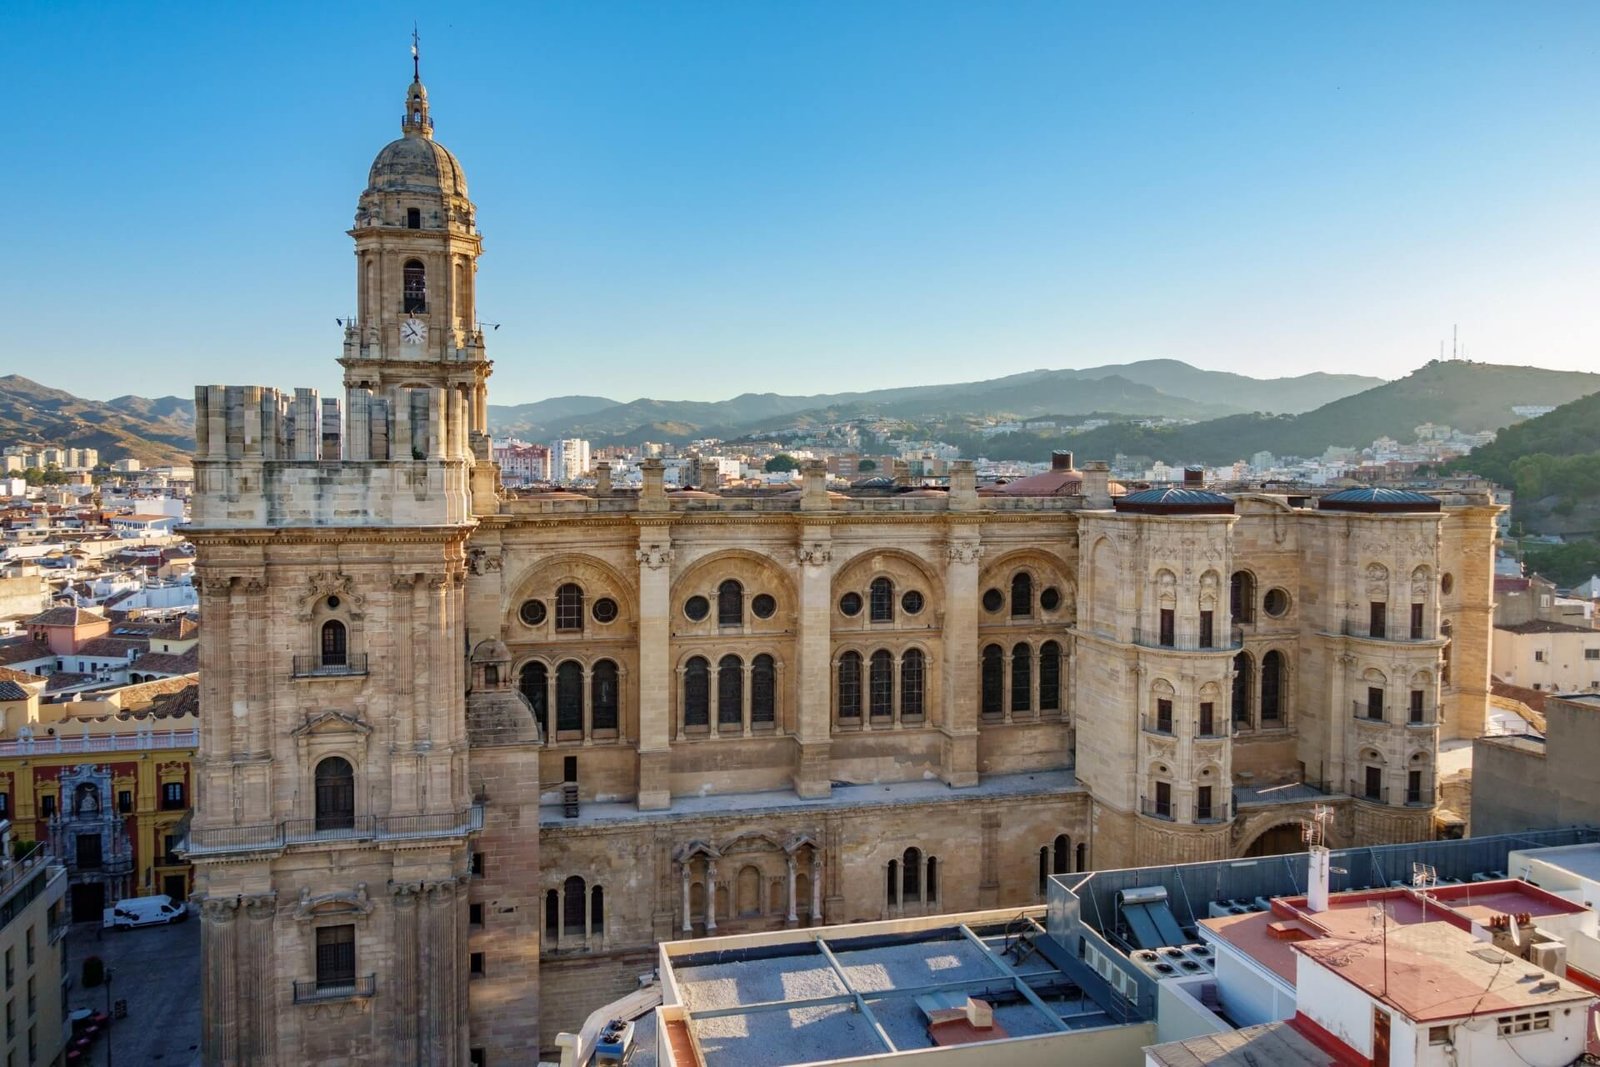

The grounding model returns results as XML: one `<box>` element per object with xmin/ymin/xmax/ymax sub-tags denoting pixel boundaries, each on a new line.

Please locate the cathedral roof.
<box><xmin>1317</xmin><ymin>486</ymin><xmax>1441</xmax><ymax>513</ymax></box>
<box><xmin>1112</xmin><ymin>486</ymin><xmax>1236</xmax><ymax>515</ymax></box>
<box><xmin>365</xmin><ymin>71</ymin><xmax>468</xmax><ymax>199</ymax></box>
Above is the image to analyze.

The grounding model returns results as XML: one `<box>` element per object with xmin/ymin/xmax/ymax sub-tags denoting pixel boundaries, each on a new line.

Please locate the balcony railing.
<box><xmin>1130</xmin><ymin>628</ymin><xmax>1243</xmax><ymax>652</ymax></box>
<box><xmin>291</xmin><ymin>654</ymin><xmax>368</xmax><ymax>679</ymax></box>
<box><xmin>1353</xmin><ymin>701</ymin><xmax>1387</xmax><ymax>723</ymax></box>
<box><xmin>1405</xmin><ymin>786</ymin><xmax>1435</xmax><ymax>807</ymax></box>
<box><xmin>1195</xmin><ymin>803</ymin><xmax>1232</xmax><ymax>824</ymax></box>
<box><xmin>1334</xmin><ymin>621</ymin><xmax>1438</xmax><ymax>643</ymax></box>
<box><xmin>178</xmin><ymin>804</ymin><xmax>484</xmax><ymax>858</ymax></box>
<box><xmin>292</xmin><ymin>974</ymin><xmax>376</xmax><ymax>1004</ymax></box>
<box><xmin>0</xmin><ymin>730</ymin><xmax>198</xmax><ymax>758</ymax></box>
<box><xmin>1139</xmin><ymin>796</ymin><xmax>1174</xmax><ymax>821</ymax></box>
<box><xmin>0</xmin><ymin>844</ymin><xmax>51</xmax><ymax>902</ymax></box>
<box><xmin>1349</xmin><ymin>780</ymin><xmax>1388</xmax><ymax>804</ymax></box>
<box><xmin>1141</xmin><ymin>718</ymin><xmax>1175</xmax><ymax>737</ymax></box>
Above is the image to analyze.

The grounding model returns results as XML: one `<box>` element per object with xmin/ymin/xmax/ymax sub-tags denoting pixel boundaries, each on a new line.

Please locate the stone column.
<box><xmin>705</xmin><ymin>862</ymin><xmax>718</xmax><ymax>932</ymax></box>
<box><xmin>794</xmin><ymin>534</ymin><xmax>834</xmax><ymax>797</ymax></box>
<box><xmin>421</xmin><ymin>880</ymin><xmax>460</xmax><ymax>1064</ymax></box>
<box><xmin>200</xmin><ymin>897</ymin><xmax>240</xmax><ymax>1066</ymax></box>
<box><xmin>392</xmin><ymin>883</ymin><xmax>422</xmax><ymax>1063</ymax></box>
<box><xmin>785</xmin><ymin>856</ymin><xmax>798</xmax><ymax>924</ymax></box>
<box><xmin>680</xmin><ymin>865</ymin><xmax>692</xmax><ymax>933</ymax></box>
<box><xmin>636</xmin><ymin>534</ymin><xmax>674</xmax><ymax>810</ymax></box>
<box><xmin>240</xmin><ymin>894</ymin><xmax>276</xmax><ymax>1063</ymax></box>
<box><xmin>244</xmin><ymin>579</ymin><xmax>269</xmax><ymax>758</ymax></box>
<box><xmin>941</xmin><ymin>538</ymin><xmax>982</xmax><ymax>786</ymax></box>
<box><xmin>810</xmin><ymin>856</ymin><xmax>823</xmax><ymax>923</ymax></box>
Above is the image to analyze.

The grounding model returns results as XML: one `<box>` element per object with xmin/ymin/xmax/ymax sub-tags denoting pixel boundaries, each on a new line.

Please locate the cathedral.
<box><xmin>184</xmin><ymin>64</ymin><xmax>1499</xmax><ymax>1065</ymax></box>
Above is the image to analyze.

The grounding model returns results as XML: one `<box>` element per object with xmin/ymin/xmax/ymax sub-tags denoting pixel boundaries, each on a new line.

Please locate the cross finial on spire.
<box><xmin>412</xmin><ymin>23</ymin><xmax>421</xmax><ymax>83</ymax></box>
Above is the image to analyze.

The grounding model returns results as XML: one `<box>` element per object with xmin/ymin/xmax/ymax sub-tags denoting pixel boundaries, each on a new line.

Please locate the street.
<box><xmin>65</xmin><ymin>913</ymin><xmax>201</xmax><ymax>1066</ymax></box>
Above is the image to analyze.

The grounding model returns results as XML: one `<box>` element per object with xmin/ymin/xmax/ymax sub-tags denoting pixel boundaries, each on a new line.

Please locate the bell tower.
<box><xmin>341</xmin><ymin>45</ymin><xmax>492</xmax><ymax>475</ymax></box>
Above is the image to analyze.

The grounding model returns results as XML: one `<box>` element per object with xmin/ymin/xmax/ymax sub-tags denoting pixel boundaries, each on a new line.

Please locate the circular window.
<box><xmin>518</xmin><ymin>600</ymin><xmax>546</xmax><ymax>626</ymax></box>
<box><xmin>901</xmin><ymin>590</ymin><xmax>924</xmax><ymax>615</ymax></box>
<box><xmin>1263</xmin><ymin>588</ymin><xmax>1291</xmax><ymax>617</ymax></box>
<box><xmin>1039</xmin><ymin>587</ymin><xmax>1061</xmax><ymax>611</ymax></box>
<box><xmin>1440</xmin><ymin>573</ymin><xmax>1454</xmax><ymax>596</ymax></box>
<box><xmin>326</xmin><ymin>595</ymin><xmax>341</xmax><ymax>610</ymax></box>
<box><xmin>982</xmin><ymin>588</ymin><xmax>1004</xmax><ymax>613</ymax></box>
<box><xmin>752</xmin><ymin>594</ymin><xmax>777</xmax><ymax>619</ymax></box>
<box><xmin>593</xmin><ymin>597</ymin><xmax>619</xmax><ymax>624</ymax></box>
<box><xmin>684</xmin><ymin>596</ymin><xmax>710</xmax><ymax>622</ymax></box>
<box><xmin>839</xmin><ymin>592</ymin><xmax>863</xmax><ymax>617</ymax></box>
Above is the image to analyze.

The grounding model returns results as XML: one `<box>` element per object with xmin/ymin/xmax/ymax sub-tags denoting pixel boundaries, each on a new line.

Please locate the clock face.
<box><xmin>400</xmin><ymin>318</ymin><xmax>427</xmax><ymax>346</ymax></box>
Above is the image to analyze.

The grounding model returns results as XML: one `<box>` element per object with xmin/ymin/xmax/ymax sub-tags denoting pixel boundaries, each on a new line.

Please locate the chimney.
<box><xmin>1081</xmin><ymin>461</ymin><xmax>1111</xmax><ymax>507</ymax></box>
<box><xmin>639</xmin><ymin>459</ymin><xmax>666</xmax><ymax>512</ymax></box>
<box><xmin>801</xmin><ymin>461</ymin><xmax>829</xmax><ymax>512</ymax></box>
<box><xmin>1051</xmin><ymin>450</ymin><xmax>1075</xmax><ymax>472</ymax></box>
<box><xmin>1184</xmin><ymin>465</ymin><xmax>1205</xmax><ymax>488</ymax></box>
<box><xmin>949</xmin><ymin>460</ymin><xmax>977</xmax><ymax>512</ymax></box>
<box><xmin>594</xmin><ymin>462</ymin><xmax>612</xmax><ymax>496</ymax></box>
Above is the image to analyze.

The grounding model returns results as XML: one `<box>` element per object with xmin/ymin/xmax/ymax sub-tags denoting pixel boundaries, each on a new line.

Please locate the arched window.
<box><xmin>591</xmin><ymin>660</ymin><xmax>619</xmax><ymax>732</ymax></box>
<box><xmin>737</xmin><ymin>866</ymin><xmax>761</xmax><ymax>916</ymax></box>
<box><xmin>320</xmin><ymin>620</ymin><xmax>348</xmax><ymax>668</ymax></box>
<box><xmin>562</xmin><ymin>876</ymin><xmax>586</xmax><ymax>938</ymax></box>
<box><xmin>869</xmin><ymin>577</ymin><xmax>895</xmax><ymax>622</ymax></box>
<box><xmin>981</xmin><ymin>644</ymin><xmax>1003</xmax><ymax>717</ymax></box>
<box><xmin>1011</xmin><ymin>572</ymin><xmax>1033</xmax><ymax>617</ymax></box>
<box><xmin>555</xmin><ymin>584</ymin><xmax>584</xmax><ymax>633</ymax></box>
<box><xmin>545</xmin><ymin>889</ymin><xmax>559</xmax><ymax>940</ymax></box>
<box><xmin>718</xmin><ymin>655</ymin><xmax>743</xmax><ymax>726</ymax></box>
<box><xmin>869</xmin><ymin>650</ymin><xmax>894</xmax><ymax>719</ymax></box>
<box><xmin>1038</xmin><ymin>848</ymin><xmax>1050</xmax><ymax>896</ymax></box>
<box><xmin>751</xmin><ymin>654</ymin><xmax>776</xmax><ymax>725</ymax></box>
<box><xmin>900</xmin><ymin>649</ymin><xmax>924</xmax><ymax>719</ymax></box>
<box><xmin>406</xmin><ymin>207</ymin><xmax>421</xmax><ymax>229</ymax></box>
<box><xmin>590</xmin><ymin>885</ymin><xmax>605</xmax><ymax>934</ymax></box>
<box><xmin>556</xmin><ymin>661</ymin><xmax>583</xmax><ymax>734</ymax></box>
<box><xmin>1052</xmin><ymin>834</ymin><xmax>1070</xmax><ymax>875</ymax></box>
<box><xmin>1039</xmin><ymin>641</ymin><xmax>1061</xmax><ymax>712</ymax></box>
<box><xmin>902</xmin><ymin>847</ymin><xmax>922</xmax><ymax>901</ymax></box>
<box><xmin>1232</xmin><ymin>652</ymin><xmax>1253</xmax><ymax>727</ymax></box>
<box><xmin>403</xmin><ymin>258</ymin><xmax>427</xmax><ymax>313</ymax></box>
<box><xmin>684</xmin><ymin>657</ymin><xmax>709</xmax><ymax>727</ymax></box>
<box><xmin>838</xmin><ymin>652</ymin><xmax>862</xmax><ymax>720</ymax></box>
<box><xmin>314</xmin><ymin>757</ymin><xmax>355</xmax><ymax>832</ymax></box>
<box><xmin>926</xmin><ymin>856</ymin><xmax>938</xmax><ymax>901</ymax></box>
<box><xmin>1230</xmin><ymin>571</ymin><xmax>1255</xmax><ymax>624</ymax></box>
<box><xmin>1076</xmin><ymin>843</ymin><xmax>1087</xmax><ymax>871</ymax></box>
<box><xmin>886</xmin><ymin>860</ymin><xmax>898</xmax><ymax>906</ymax></box>
<box><xmin>1260</xmin><ymin>650</ymin><xmax>1285</xmax><ymax>723</ymax></box>
<box><xmin>1011</xmin><ymin>643</ymin><xmax>1032</xmax><ymax>713</ymax></box>
<box><xmin>520</xmin><ymin>662</ymin><xmax>549</xmax><ymax>737</ymax></box>
<box><xmin>717</xmin><ymin>580</ymin><xmax>743</xmax><ymax>627</ymax></box>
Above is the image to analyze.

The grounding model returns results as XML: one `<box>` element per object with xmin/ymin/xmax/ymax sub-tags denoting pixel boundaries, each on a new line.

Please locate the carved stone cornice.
<box><xmin>946</xmin><ymin>542</ymin><xmax>983</xmax><ymax>565</ymax></box>
<box><xmin>795</xmin><ymin>544</ymin><xmax>832</xmax><ymax>568</ymax></box>
<box><xmin>636</xmin><ymin>545</ymin><xmax>675</xmax><ymax>570</ymax></box>
<box><xmin>293</xmin><ymin>883</ymin><xmax>373</xmax><ymax>921</ymax></box>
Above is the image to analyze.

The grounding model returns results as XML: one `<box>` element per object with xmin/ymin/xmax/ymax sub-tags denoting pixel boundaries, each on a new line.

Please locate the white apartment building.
<box><xmin>550</xmin><ymin>438</ymin><xmax>592</xmax><ymax>483</ymax></box>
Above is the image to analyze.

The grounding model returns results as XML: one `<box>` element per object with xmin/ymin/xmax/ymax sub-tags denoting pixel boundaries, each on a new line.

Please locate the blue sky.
<box><xmin>11</xmin><ymin>2</ymin><xmax>1600</xmax><ymax>404</ymax></box>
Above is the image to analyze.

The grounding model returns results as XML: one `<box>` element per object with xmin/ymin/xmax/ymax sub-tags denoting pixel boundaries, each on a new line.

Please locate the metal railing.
<box><xmin>1405</xmin><ymin>787</ymin><xmax>1435</xmax><ymax>807</ymax></box>
<box><xmin>1336</xmin><ymin>621</ymin><xmax>1437</xmax><ymax>642</ymax></box>
<box><xmin>1349</xmin><ymin>780</ymin><xmax>1388</xmax><ymax>803</ymax></box>
<box><xmin>0</xmin><ymin>844</ymin><xmax>50</xmax><ymax>901</ymax></box>
<box><xmin>1353</xmin><ymin>701</ymin><xmax>1387</xmax><ymax>723</ymax></box>
<box><xmin>1141</xmin><ymin>718</ymin><xmax>1175</xmax><ymax>736</ymax></box>
<box><xmin>1130</xmin><ymin>627</ymin><xmax>1243</xmax><ymax>652</ymax></box>
<box><xmin>1139</xmin><ymin>796</ymin><xmax>1174</xmax><ymax>821</ymax></box>
<box><xmin>291</xmin><ymin>654</ymin><xmax>368</xmax><ymax>679</ymax></box>
<box><xmin>0</xmin><ymin>730</ymin><xmax>198</xmax><ymax>757</ymax></box>
<box><xmin>292</xmin><ymin>974</ymin><xmax>376</xmax><ymax>1004</ymax></box>
<box><xmin>178</xmin><ymin>804</ymin><xmax>484</xmax><ymax>858</ymax></box>
<box><xmin>1195</xmin><ymin>803</ymin><xmax>1232</xmax><ymax>824</ymax></box>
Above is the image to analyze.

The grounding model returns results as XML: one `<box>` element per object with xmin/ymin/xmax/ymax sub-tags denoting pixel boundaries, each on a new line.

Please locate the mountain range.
<box><xmin>2</xmin><ymin>359</ymin><xmax>1595</xmax><ymax>472</ymax></box>
<box><xmin>486</xmin><ymin>360</ymin><xmax>1384</xmax><ymax>443</ymax></box>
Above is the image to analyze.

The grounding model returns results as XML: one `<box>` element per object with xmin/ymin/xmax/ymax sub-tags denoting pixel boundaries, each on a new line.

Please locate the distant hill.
<box><xmin>968</xmin><ymin>361</ymin><xmax>1600</xmax><ymax>466</ymax></box>
<box><xmin>0</xmin><ymin>376</ymin><xmax>194</xmax><ymax>465</ymax></box>
<box><xmin>486</xmin><ymin>361</ymin><xmax>1383</xmax><ymax>443</ymax></box>
<box><xmin>1443</xmin><ymin>388</ymin><xmax>1600</xmax><ymax>537</ymax></box>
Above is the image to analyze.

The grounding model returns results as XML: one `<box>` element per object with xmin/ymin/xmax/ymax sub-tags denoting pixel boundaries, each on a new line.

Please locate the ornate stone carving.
<box><xmin>293</xmin><ymin>883</ymin><xmax>373</xmax><ymax>921</ymax></box>
<box><xmin>242</xmin><ymin>893</ymin><xmax>277</xmax><ymax>921</ymax></box>
<box><xmin>303</xmin><ymin>571</ymin><xmax>361</xmax><ymax>612</ymax></box>
<box><xmin>795</xmin><ymin>544</ymin><xmax>832</xmax><ymax>567</ymax></box>
<box><xmin>1364</xmin><ymin>562</ymin><xmax>1389</xmax><ymax>593</ymax></box>
<box><xmin>390</xmin><ymin>882</ymin><xmax>423</xmax><ymax>908</ymax></box>
<box><xmin>467</xmin><ymin>547</ymin><xmax>503</xmax><ymax>575</ymax></box>
<box><xmin>201</xmin><ymin>896</ymin><xmax>240</xmax><ymax>925</ymax></box>
<box><xmin>946</xmin><ymin>542</ymin><xmax>982</xmax><ymax>565</ymax></box>
<box><xmin>636</xmin><ymin>545</ymin><xmax>675</xmax><ymax>570</ymax></box>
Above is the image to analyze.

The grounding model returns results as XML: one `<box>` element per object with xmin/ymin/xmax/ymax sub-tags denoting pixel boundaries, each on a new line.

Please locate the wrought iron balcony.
<box><xmin>1333</xmin><ymin>621</ymin><xmax>1439</xmax><ymax>643</ymax></box>
<box><xmin>1195</xmin><ymin>803</ymin><xmax>1232</xmax><ymax>824</ymax></box>
<box><xmin>1349</xmin><ymin>780</ymin><xmax>1388</xmax><ymax>804</ymax></box>
<box><xmin>292</xmin><ymin>974</ymin><xmax>375</xmax><ymax>1004</ymax></box>
<box><xmin>291</xmin><ymin>654</ymin><xmax>368</xmax><ymax>679</ymax></box>
<box><xmin>177</xmin><ymin>804</ymin><xmax>484</xmax><ymax>858</ymax></box>
<box><xmin>1139</xmin><ymin>796</ymin><xmax>1174</xmax><ymax>821</ymax></box>
<box><xmin>1129</xmin><ymin>627</ymin><xmax>1243</xmax><ymax>652</ymax></box>
<box><xmin>1353</xmin><ymin>701</ymin><xmax>1388</xmax><ymax>723</ymax></box>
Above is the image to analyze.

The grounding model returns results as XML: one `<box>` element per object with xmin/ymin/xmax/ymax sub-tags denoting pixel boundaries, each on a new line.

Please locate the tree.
<box><xmin>764</xmin><ymin>454</ymin><xmax>799</xmax><ymax>473</ymax></box>
<box><xmin>857</xmin><ymin>459</ymin><xmax>877</xmax><ymax>472</ymax></box>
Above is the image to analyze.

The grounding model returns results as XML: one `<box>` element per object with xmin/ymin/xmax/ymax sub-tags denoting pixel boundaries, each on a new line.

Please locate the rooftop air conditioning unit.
<box><xmin>1530</xmin><ymin>941</ymin><xmax>1568</xmax><ymax>977</ymax></box>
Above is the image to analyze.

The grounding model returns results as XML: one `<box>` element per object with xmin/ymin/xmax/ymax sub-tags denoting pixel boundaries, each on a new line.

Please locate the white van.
<box><xmin>102</xmin><ymin>894</ymin><xmax>188</xmax><ymax>930</ymax></box>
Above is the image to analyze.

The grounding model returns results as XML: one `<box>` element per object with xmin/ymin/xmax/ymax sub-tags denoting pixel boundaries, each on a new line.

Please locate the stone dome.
<box><xmin>367</xmin><ymin>134</ymin><xmax>468</xmax><ymax>199</ymax></box>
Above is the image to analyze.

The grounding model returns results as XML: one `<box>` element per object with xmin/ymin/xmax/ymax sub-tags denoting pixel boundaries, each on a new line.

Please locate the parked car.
<box><xmin>102</xmin><ymin>894</ymin><xmax>188</xmax><ymax>930</ymax></box>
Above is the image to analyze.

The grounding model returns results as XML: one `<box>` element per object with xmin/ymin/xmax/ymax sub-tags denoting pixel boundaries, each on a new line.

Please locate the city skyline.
<box><xmin>14</xmin><ymin>1</ymin><xmax>1600</xmax><ymax>404</ymax></box>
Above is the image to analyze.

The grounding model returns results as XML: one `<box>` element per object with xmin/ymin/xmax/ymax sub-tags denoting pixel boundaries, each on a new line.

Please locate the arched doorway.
<box><xmin>1242</xmin><ymin>823</ymin><xmax>1303</xmax><ymax>857</ymax></box>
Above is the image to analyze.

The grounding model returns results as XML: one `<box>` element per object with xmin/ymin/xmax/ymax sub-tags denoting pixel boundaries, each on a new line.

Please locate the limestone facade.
<box><xmin>186</xmin><ymin>69</ymin><xmax>1501</xmax><ymax>1064</ymax></box>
